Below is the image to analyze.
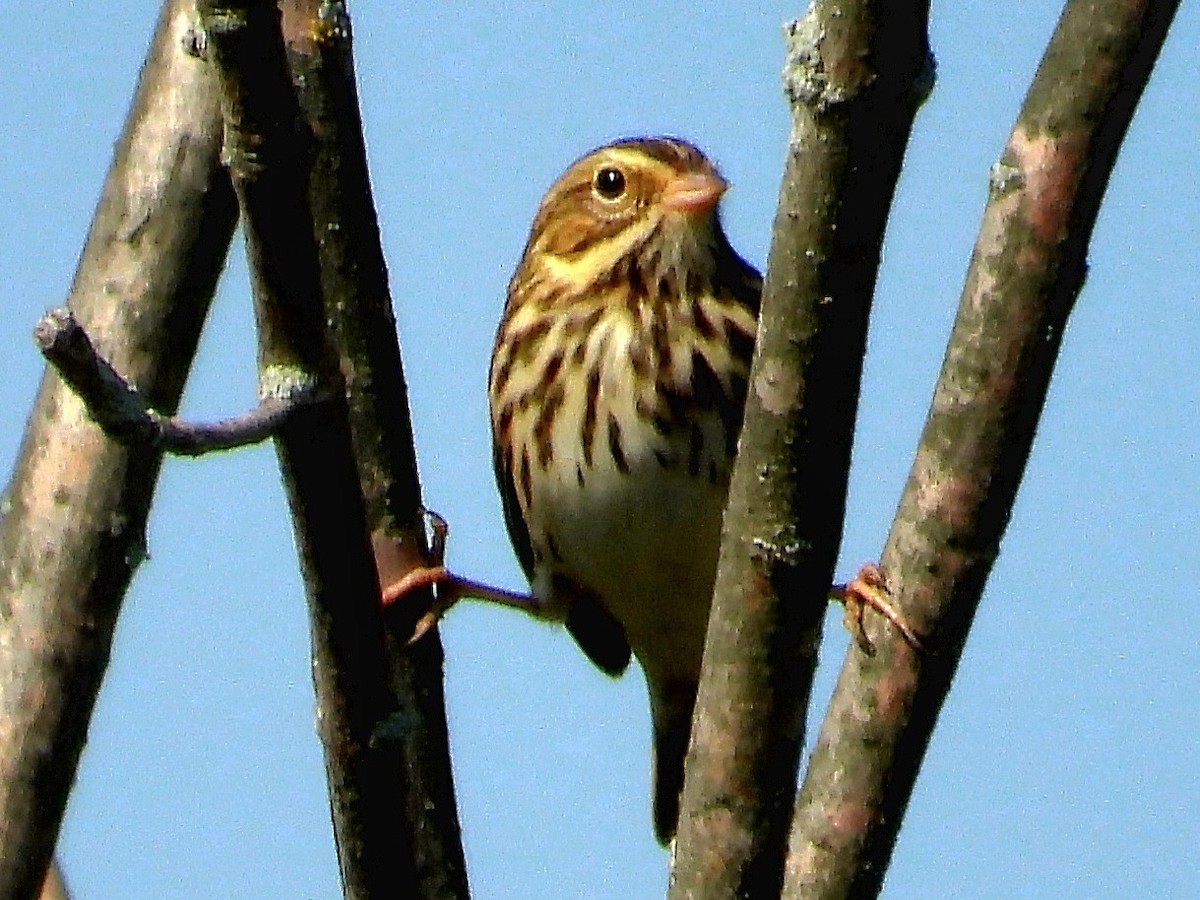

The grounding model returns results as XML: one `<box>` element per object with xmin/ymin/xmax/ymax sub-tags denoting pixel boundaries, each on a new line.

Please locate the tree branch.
<box><xmin>784</xmin><ymin>1</ymin><xmax>1183</xmax><ymax>895</ymax></box>
<box><xmin>275</xmin><ymin>2</ymin><xmax>469</xmax><ymax>895</ymax></box>
<box><xmin>34</xmin><ymin>307</ymin><xmax>312</xmax><ymax>455</ymax></box>
<box><xmin>197</xmin><ymin>2</ymin><xmax>434</xmax><ymax>895</ymax></box>
<box><xmin>669</xmin><ymin>3</ymin><xmax>931</xmax><ymax>897</ymax></box>
<box><xmin>0</xmin><ymin>1</ymin><xmax>235</xmax><ymax>895</ymax></box>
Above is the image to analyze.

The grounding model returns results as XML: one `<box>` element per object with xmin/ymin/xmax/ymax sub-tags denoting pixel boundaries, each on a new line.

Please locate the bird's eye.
<box><xmin>594</xmin><ymin>167</ymin><xmax>627</xmax><ymax>200</ymax></box>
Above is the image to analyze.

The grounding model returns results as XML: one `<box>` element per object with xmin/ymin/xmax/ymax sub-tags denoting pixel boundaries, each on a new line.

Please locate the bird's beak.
<box><xmin>661</xmin><ymin>171</ymin><xmax>728</xmax><ymax>214</ymax></box>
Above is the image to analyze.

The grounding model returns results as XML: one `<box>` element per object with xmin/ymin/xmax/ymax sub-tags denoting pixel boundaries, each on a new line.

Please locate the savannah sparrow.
<box><xmin>384</xmin><ymin>137</ymin><xmax>920</xmax><ymax>844</ymax></box>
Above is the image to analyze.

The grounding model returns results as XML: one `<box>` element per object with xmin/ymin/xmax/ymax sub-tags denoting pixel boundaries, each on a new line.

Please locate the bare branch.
<box><xmin>785</xmin><ymin>0</ymin><xmax>1183</xmax><ymax>896</ymax></box>
<box><xmin>275</xmin><ymin>1</ymin><xmax>469</xmax><ymax>894</ymax></box>
<box><xmin>0</xmin><ymin>1</ymin><xmax>235</xmax><ymax>896</ymax></box>
<box><xmin>669</xmin><ymin>3</ymin><xmax>932</xmax><ymax>897</ymax></box>
<box><xmin>34</xmin><ymin>307</ymin><xmax>310</xmax><ymax>455</ymax></box>
<box><xmin>197</xmin><ymin>1</ymin><xmax>435</xmax><ymax>895</ymax></box>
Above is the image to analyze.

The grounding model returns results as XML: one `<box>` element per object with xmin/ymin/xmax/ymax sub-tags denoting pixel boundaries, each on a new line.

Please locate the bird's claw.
<box><xmin>835</xmin><ymin>563</ymin><xmax>924</xmax><ymax>655</ymax></box>
<box><xmin>374</xmin><ymin>508</ymin><xmax>459</xmax><ymax>644</ymax></box>
<box><xmin>380</xmin><ymin>563</ymin><xmax>458</xmax><ymax>644</ymax></box>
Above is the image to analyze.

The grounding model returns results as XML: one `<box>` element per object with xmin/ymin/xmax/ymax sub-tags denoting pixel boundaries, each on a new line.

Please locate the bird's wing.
<box><xmin>564</xmin><ymin>588</ymin><xmax>632</xmax><ymax>677</ymax></box>
<box><xmin>491</xmin><ymin>440</ymin><xmax>632</xmax><ymax>677</ymax></box>
<box><xmin>492</xmin><ymin>438</ymin><xmax>538</xmax><ymax>581</ymax></box>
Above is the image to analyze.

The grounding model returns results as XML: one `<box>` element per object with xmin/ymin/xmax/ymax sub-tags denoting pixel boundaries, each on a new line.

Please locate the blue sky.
<box><xmin>2</xmin><ymin>3</ymin><xmax>1197</xmax><ymax>897</ymax></box>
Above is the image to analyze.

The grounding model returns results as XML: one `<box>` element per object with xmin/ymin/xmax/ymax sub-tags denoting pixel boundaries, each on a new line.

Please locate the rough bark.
<box><xmin>198</xmin><ymin>1</ymin><xmax>450</xmax><ymax>895</ymax></box>
<box><xmin>277</xmin><ymin>3</ymin><xmax>469</xmax><ymax>894</ymax></box>
<box><xmin>669</xmin><ymin>4</ymin><xmax>932</xmax><ymax>898</ymax></box>
<box><xmin>784</xmin><ymin>1</ymin><xmax>1182</xmax><ymax>896</ymax></box>
<box><xmin>0</xmin><ymin>1</ymin><xmax>235</xmax><ymax>896</ymax></box>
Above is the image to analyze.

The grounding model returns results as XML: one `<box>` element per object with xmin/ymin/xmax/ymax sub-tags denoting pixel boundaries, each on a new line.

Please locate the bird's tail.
<box><xmin>650</xmin><ymin>682</ymin><xmax>698</xmax><ymax>845</ymax></box>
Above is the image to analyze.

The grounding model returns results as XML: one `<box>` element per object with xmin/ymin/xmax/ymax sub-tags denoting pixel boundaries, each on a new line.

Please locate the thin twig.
<box><xmin>35</xmin><ymin>307</ymin><xmax>310</xmax><ymax>455</ymax></box>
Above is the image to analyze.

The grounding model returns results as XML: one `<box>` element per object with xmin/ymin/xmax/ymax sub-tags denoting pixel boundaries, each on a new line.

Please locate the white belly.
<box><xmin>496</xmin><ymin>301</ymin><xmax>746</xmax><ymax>688</ymax></box>
<box><xmin>524</xmin><ymin>396</ymin><xmax>731</xmax><ymax>687</ymax></box>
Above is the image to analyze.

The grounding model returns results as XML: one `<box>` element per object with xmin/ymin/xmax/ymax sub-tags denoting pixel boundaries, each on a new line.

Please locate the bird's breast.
<box><xmin>514</xmin><ymin>324</ymin><xmax>736</xmax><ymax>684</ymax></box>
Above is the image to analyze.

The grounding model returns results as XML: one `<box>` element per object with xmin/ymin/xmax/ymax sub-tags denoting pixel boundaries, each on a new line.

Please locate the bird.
<box><xmin>381</xmin><ymin>136</ymin><xmax>921</xmax><ymax>844</ymax></box>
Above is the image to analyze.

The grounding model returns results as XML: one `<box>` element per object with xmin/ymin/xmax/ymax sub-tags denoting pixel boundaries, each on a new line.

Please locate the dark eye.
<box><xmin>594</xmin><ymin>167</ymin><xmax>626</xmax><ymax>200</ymax></box>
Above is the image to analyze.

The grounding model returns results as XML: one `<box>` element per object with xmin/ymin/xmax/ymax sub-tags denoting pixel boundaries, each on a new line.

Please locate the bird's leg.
<box><xmin>830</xmin><ymin>563</ymin><xmax>924</xmax><ymax>654</ymax></box>
<box><xmin>377</xmin><ymin>509</ymin><xmax>547</xmax><ymax>643</ymax></box>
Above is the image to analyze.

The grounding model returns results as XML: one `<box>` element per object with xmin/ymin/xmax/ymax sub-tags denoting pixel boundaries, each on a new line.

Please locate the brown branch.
<box><xmin>276</xmin><ymin>3</ymin><xmax>469</xmax><ymax>896</ymax></box>
<box><xmin>784</xmin><ymin>0</ymin><xmax>1183</xmax><ymax>896</ymax></box>
<box><xmin>197</xmin><ymin>2</ymin><xmax>431</xmax><ymax>896</ymax></box>
<box><xmin>0</xmin><ymin>1</ymin><xmax>236</xmax><ymax>896</ymax></box>
<box><xmin>34</xmin><ymin>307</ymin><xmax>311</xmax><ymax>455</ymax></box>
<box><xmin>668</xmin><ymin>4</ymin><xmax>932</xmax><ymax>897</ymax></box>
<box><xmin>38</xmin><ymin>860</ymin><xmax>69</xmax><ymax>900</ymax></box>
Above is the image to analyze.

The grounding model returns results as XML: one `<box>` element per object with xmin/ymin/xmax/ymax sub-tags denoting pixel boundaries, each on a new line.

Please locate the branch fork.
<box><xmin>35</xmin><ymin>306</ymin><xmax>317</xmax><ymax>456</ymax></box>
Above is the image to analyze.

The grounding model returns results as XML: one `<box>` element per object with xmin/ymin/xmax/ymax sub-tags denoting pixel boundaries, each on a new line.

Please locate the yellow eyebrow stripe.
<box><xmin>595</xmin><ymin>147</ymin><xmax>676</xmax><ymax>177</ymax></box>
<box><xmin>540</xmin><ymin>220</ymin><xmax>653</xmax><ymax>288</ymax></box>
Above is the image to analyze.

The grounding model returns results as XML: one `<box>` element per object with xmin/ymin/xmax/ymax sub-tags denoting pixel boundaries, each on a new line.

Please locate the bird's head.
<box><xmin>520</xmin><ymin>137</ymin><xmax>732</xmax><ymax>300</ymax></box>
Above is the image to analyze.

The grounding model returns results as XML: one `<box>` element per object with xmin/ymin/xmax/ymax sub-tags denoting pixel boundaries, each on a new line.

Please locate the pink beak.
<box><xmin>661</xmin><ymin>171</ymin><xmax>728</xmax><ymax>214</ymax></box>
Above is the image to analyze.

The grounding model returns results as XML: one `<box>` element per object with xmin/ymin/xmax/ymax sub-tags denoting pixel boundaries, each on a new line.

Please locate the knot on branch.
<box><xmin>988</xmin><ymin>160</ymin><xmax>1025</xmax><ymax>199</ymax></box>
<box><xmin>258</xmin><ymin>364</ymin><xmax>321</xmax><ymax>404</ymax></box>
<box><xmin>314</xmin><ymin>1</ymin><xmax>352</xmax><ymax>46</ymax></box>
<box><xmin>782</xmin><ymin>13</ymin><xmax>851</xmax><ymax>114</ymax></box>
<box><xmin>782</xmin><ymin>6</ymin><xmax>938</xmax><ymax>117</ymax></box>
